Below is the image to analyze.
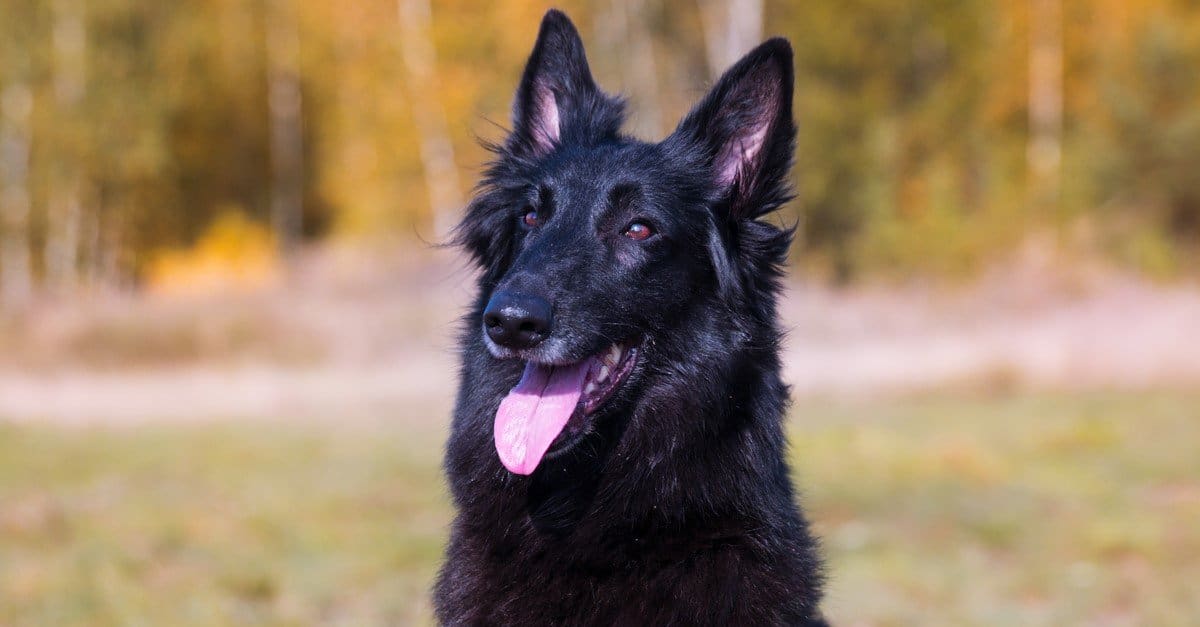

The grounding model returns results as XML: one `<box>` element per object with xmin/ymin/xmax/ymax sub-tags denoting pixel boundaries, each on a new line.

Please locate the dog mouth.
<box><xmin>493</xmin><ymin>341</ymin><xmax>639</xmax><ymax>475</ymax></box>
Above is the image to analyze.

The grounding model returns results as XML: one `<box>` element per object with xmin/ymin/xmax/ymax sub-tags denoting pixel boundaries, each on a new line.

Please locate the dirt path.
<box><xmin>3</xmin><ymin>252</ymin><xmax>1198</xmax><ymax>423</ymax></box>
<box><xmin>0</xmin><ymin>360</ymin><xmax>457</xmax><ymax>425</ymax></box>
<box><xmin>781</xmin><ymin>277</ymin><xmax>1200</xmax><ymax>393</ymax></box>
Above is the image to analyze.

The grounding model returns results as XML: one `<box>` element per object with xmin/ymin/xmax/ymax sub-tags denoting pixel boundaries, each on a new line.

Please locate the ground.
<box><xmin>2</xmin><ymin>251</ymin><xmax>1198</xmax><ymax>624</ymax></box>
<box><xmin>2</xmin><ymin>392</ymin><xmax>1197</xmax><ymax>626</ymax></box>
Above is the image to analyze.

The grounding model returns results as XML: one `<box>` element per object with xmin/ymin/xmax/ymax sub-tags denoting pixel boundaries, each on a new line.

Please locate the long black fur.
<box><xmin>435</xmin><ymin>10</ymin><xmax>827</xmax><ymax>625</ymax></box>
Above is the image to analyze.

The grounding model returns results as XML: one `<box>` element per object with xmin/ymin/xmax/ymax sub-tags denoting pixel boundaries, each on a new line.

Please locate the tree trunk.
<box><xmin>265</xmin><ymin>0</ymin><xmax>305</xmax><ymax>256</ymax></box>
<box><xmin>45</xmin><ymin>0</ymin><xmax>87</xmax><ymax>293</ymax></box>
<box><xmin>698</xmin><ymin>0</ymin><xmax>763</xmax><ymax>79</ymax></box>
<box><xmin>397</xmin><ymin>0</ymin><xmax>462</xmax><ymax>240</ymax></box>
<box><xmin>0</xmin><ymin>82</ymin><xmax>33</xmax><ymax>308</ymax></box>
<box><xmin>1028</xmin><ymin>0</ymin><xmax>1062</xmax><ymax>211</ymax></box>
<box><xmin>596</xmin><ymin>0</ymin><xmax>663</xmax><ymax>139</ymax></box>
<box><xmin>45</xmin><ymin>192</ymin><xmax>82</xmax><ymax>292</ymax></box>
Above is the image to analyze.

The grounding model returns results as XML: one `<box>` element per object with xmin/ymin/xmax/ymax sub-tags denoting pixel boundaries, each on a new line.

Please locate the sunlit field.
<box><xmin>2</xmin><ymin>392</ymin><xmax>1196</xmax><ymax>626</ymax></box>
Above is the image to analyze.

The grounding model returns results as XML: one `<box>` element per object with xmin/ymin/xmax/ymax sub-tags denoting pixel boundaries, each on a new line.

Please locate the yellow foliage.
<box><xmin>144</xmin><ymin>211</ymin><xmax>280</xmax><ymax>297</ymax></box>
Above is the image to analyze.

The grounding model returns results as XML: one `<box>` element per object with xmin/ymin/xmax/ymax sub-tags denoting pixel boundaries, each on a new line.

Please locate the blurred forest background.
<box><xmin>3</xmin><ymin>0</ymin><xmax>1200</xmax><ymax>298</ymax></box>
<box><xmin>2</xmin><ymin>1</ymin><xmax>1200</xmax><ymax>625</ymax></box>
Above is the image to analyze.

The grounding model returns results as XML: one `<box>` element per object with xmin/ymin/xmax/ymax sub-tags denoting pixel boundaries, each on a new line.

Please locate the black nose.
<box><xmin>483</xmin><ymin>291</ymin><xmax>553</xmax><ymax>350</ymax></box>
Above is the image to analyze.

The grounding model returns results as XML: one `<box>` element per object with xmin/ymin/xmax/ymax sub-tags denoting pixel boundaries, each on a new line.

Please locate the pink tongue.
<box><xmin>494</xmin><ymin>360</ymin><xmax>591</xmax><ymax>475</ymax></box>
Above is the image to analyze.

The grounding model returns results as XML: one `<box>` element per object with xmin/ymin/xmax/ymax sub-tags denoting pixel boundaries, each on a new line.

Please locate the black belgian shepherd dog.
<box><xmin>434</xmin><ymin>10</ymin><xmax>826</xmax><ymax>625</ymax></box>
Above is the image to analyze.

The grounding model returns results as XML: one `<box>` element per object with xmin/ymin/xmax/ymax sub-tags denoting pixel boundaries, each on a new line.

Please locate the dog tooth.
<box><xmin>584</xmin><ymin>381</ymin><xmax>597</xmax><ymax>395</ymax></box>
<box><xmin>597</xmin><ymin>364</ymin><xmax>610</xmax><ymax>381</ymax></box>
<box><xmin>607</xmin><ymin>345</ymin><xmax>622</xmax><ymax>364</ymax></box>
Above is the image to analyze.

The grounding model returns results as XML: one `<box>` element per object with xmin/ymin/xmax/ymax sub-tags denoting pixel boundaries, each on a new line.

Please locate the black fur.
<box><xmin>435</xmin><ymin>10</ymin><xmax>826</xmax><ymax>625</ymax></box>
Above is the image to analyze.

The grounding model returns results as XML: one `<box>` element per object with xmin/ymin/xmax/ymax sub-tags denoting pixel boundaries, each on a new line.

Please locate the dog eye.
<box><xmin>522</xmin><ymin>208</ymin><xmax>540</xmax><ymax>227</ymax></box>
<box><xmin>622</xmin><ymin>222</ymin><xmax>654</xmax><ymax>241</ymax></box>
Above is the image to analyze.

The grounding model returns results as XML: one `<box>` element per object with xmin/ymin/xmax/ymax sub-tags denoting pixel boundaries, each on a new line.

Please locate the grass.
<box><xmin>1</xmin><ymin>392</ymin><xmax>1197</xmax><ymax>626</ymax></box>
<box><xmin>796</xmin><ymin>393</ymin><xmax>1200</xmax><ymax>625</ymax></box>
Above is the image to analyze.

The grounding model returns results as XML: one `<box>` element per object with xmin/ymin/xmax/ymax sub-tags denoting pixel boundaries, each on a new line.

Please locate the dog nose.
<box><xmin>483</xmin><ymin>291</ymin><xmax>553</xmax><ymax>349</ymax></box>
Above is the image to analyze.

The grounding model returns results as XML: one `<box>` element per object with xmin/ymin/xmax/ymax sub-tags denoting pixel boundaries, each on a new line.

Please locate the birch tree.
<box><xmin>265</xmin><ymin>0</ymin><xmax>305</xmax><ymax>255</ymax></box>
<box><xmin>596</xmin><ymin>0</ymin><xmax>663</xmax><ymax>138</ymax></box>
<box><xmin>1028</xmin><ymin>0</ymin><xmax>1062</xmax><ymax>210</ymax></box>
<box><xmin>45</xmin><ymin>0</ymin><xmax>87</xmax><ymax>292</ymax></box>
<box><xmin>397</xmin><ymin>0</ymin><xmax>462</xmax><ymax>240</ymax></box>
<box><xmin>698</xmin><ymin>0</ymin><xmax>763</xmax><ymax>79</ymax></box>
<box><xmin>0</xmin><ymin>82</ymin><xmax>33</xmax><ymax>308</ymax></box>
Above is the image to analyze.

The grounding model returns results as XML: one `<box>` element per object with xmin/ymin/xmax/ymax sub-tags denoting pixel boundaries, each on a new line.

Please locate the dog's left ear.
<box><xmin>667</xmin><ymin>39</ymin><xmax>795</xmax><ymax>221</ymax></box>
<box><xmin>509</xmin><ymin>10</ymin><xmax>623</xmax><ymax>157</ymax></box>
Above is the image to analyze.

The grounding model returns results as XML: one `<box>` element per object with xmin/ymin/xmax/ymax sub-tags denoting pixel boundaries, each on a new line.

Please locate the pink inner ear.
<box><xmin>530</xmin><ymin>83</ymin><xmax>560</xmax><ymax>154</ymax></box>
<box><xmin>715</xmin><ymin>122</ymin><xmax>768</xmax><ymax>188</ymax></box>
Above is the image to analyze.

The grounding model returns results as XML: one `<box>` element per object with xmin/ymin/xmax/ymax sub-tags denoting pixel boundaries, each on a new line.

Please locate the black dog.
<box><xmin>435</xmin><ymin>10</ymin><xmax>826</xmax><ymax>625</ymax></box>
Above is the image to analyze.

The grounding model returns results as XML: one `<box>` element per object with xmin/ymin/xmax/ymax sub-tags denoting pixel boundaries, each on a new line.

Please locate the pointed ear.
<box><xmin>667</xmin><ymin>39</ymin><xmax>795</xmax><ymax>220</ymax></box>
<box><xmin>509</xmin><ymin>10</ymin><xmax>622</xmax><ymax>156</ymax></box>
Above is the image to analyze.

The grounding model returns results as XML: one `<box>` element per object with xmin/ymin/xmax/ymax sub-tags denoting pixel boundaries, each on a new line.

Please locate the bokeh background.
<box><xmin>2</xmin><ymin>0</ymin><xmax>1199</xmax><ymax>624</ymax></box>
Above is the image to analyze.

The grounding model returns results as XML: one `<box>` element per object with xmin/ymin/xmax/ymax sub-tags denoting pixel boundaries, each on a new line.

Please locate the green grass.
<box><xmin>1</xmin><ymin>393</ymin><xmax>1198</xmax><ymax>625</ymax></box>
<box><xmin>795</xmin><ymin>393</ymin><xmax>1200</xmax><ymax>625</ymax></box>
<box><xmin>0</xmin><ymin>420</ymin><xmax>448</xmax><ymax>626</ymax></box>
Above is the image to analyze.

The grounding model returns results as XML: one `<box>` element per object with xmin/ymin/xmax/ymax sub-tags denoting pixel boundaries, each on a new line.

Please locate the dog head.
<box><xmin>456</xmin><ymin>10</ymin><xmax>795</xmax><ymax>475</ymax></box>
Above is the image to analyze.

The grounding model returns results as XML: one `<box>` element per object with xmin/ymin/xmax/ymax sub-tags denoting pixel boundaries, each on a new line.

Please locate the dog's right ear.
<box><xmin>508</xmin><ymin>10</ymin><xmax>622</xmax><ymax>157</ymax></box>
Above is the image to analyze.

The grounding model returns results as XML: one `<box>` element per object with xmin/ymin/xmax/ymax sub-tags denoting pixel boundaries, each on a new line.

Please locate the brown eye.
<box><xmin>623</xmin><ymin>222</ymin><xmax>654</xmax><ymax>241</ymax></box>
<box><xmin>522</xmin><ymin>208</ymin><xmax>539</xmax><ymax>227</ymax></box>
